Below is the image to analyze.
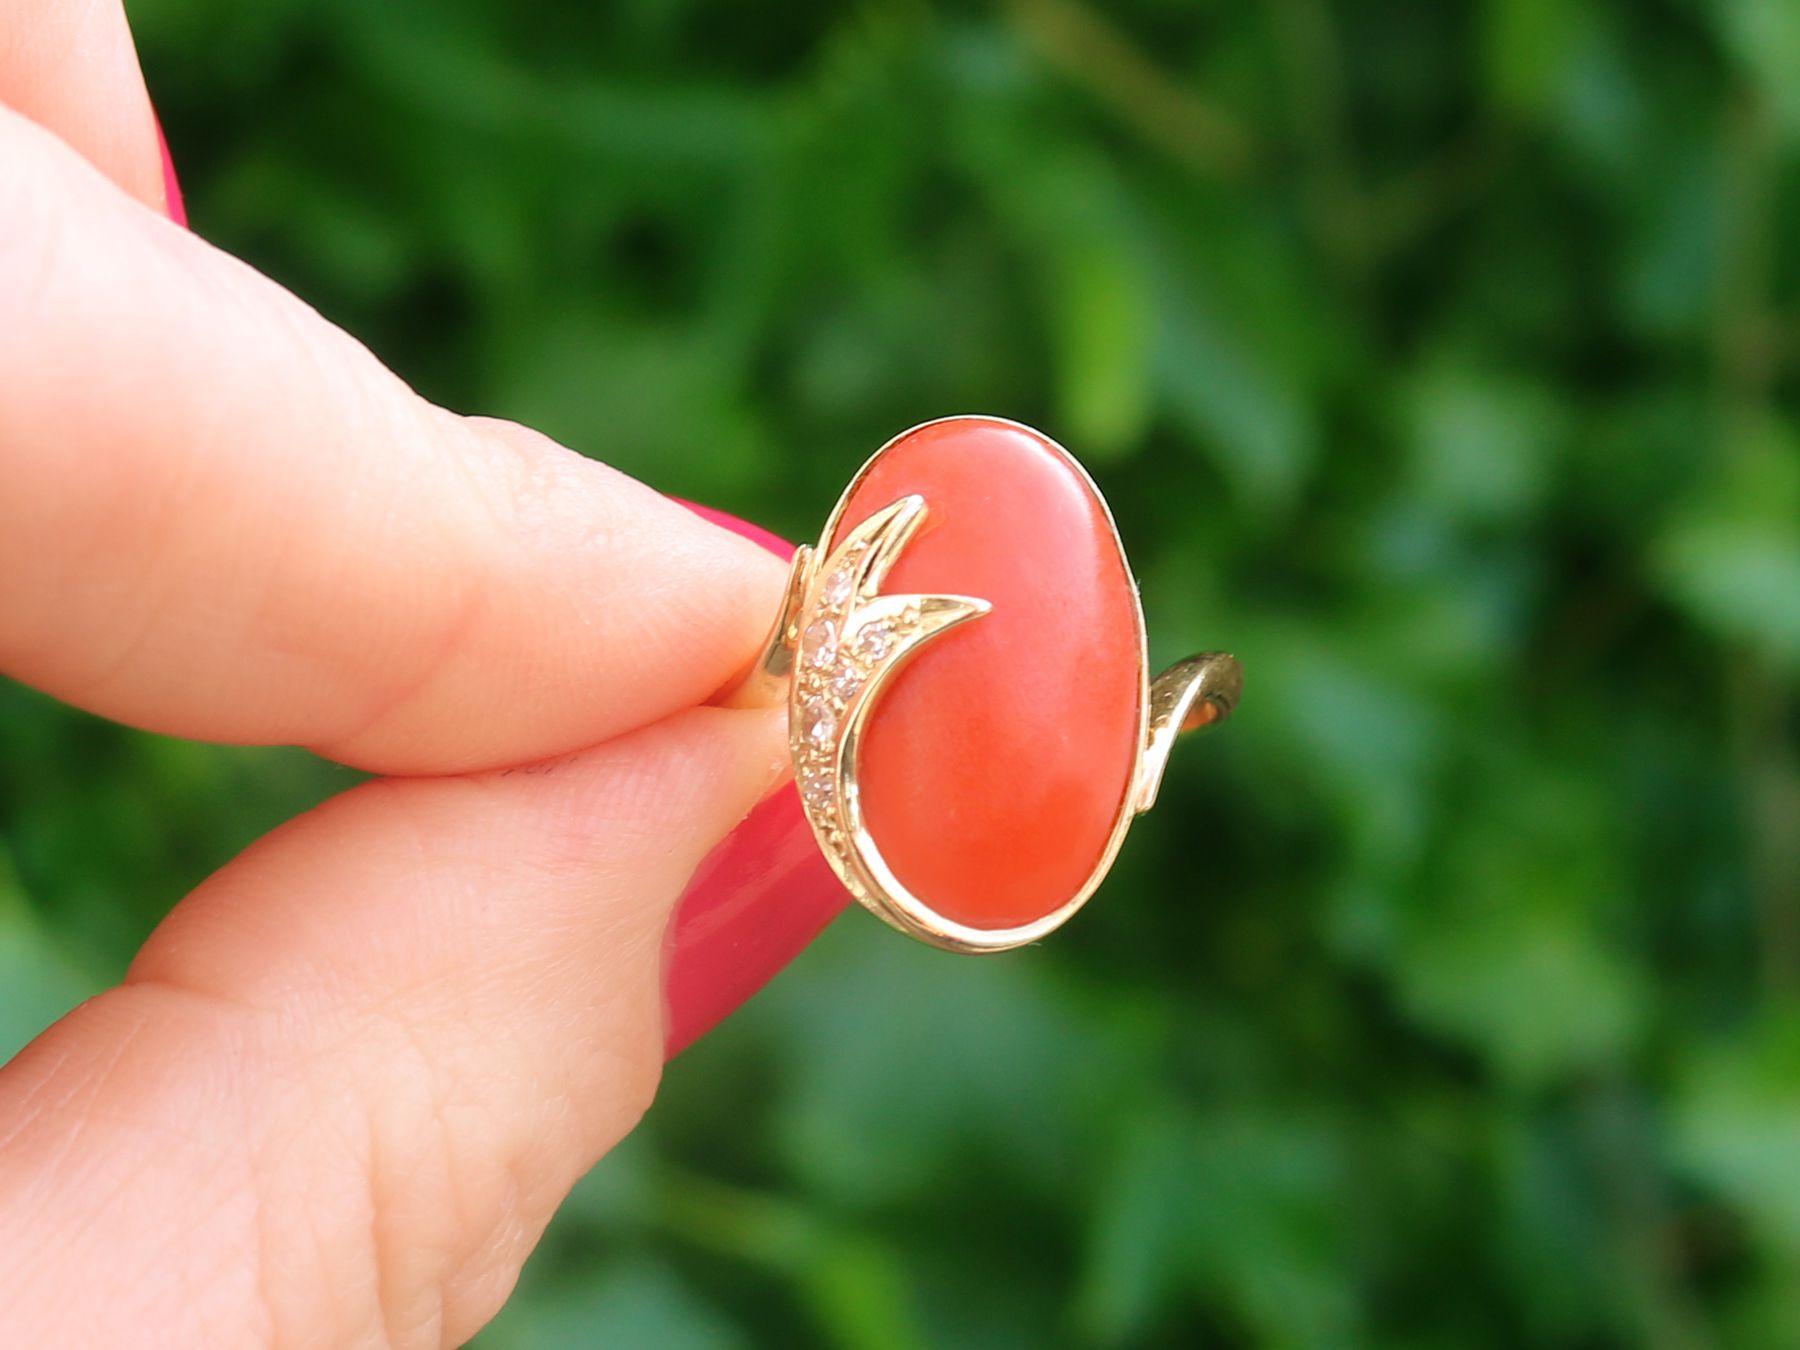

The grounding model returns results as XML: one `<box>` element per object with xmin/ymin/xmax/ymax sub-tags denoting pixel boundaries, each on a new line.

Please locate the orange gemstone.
<box><xmin>833</xmin><ymin>417</ymin><xmax>1144</xmax><ymax>930</ymax></box>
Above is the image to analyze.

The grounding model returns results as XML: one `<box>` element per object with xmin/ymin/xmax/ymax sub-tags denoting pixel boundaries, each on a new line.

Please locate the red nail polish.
<box><xmin>154</xmin><ymin>113</ymin><xmax>187</xmax><ymax>228</ymax></box>
<box><xmin>662</xmin><ymin>501</ymin><xmax>849</xmax><ymax>1057</ymax></box>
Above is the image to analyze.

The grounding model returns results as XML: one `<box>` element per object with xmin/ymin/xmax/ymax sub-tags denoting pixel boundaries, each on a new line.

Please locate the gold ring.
<box><xmin>727</xmin><ymin>415</ymin><xmax>1240</xmax><ymax>953</ymax></box>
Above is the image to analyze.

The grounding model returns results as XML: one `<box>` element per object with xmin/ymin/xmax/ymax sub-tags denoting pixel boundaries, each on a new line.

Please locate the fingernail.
<box><xmin>661</xmin><ymin>501</ymin><xmax>849</xmax><ymax>1057</ymax></box>
<box><xmin>153</xmin><ymin>109</ymin><xmax>187</xmax><ymax>227</ymax></box>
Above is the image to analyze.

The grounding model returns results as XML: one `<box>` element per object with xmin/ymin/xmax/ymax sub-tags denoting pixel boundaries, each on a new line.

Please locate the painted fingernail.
<box><xmin>661</xmin><ymin>500</ymin><xmax>849</xmax><ymax>1057</ymax></box>
<box><xmin>153</xmin><ymin>110</ymin><xmax>187</xmax><ymax>227</ymax></box>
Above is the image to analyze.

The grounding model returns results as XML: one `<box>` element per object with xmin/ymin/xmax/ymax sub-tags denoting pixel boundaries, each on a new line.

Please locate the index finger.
<box><xmin>0</xmin><ymin>0</ymin><xmax>168</xmax><ymax>215</ymax></box>
<box><xmin>0</xmin><ymin>109</ymin><xmax>787</xmax><ymax>773</ymax></box>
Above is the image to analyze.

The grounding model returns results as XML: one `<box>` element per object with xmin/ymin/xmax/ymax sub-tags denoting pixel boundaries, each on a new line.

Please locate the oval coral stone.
<box><xmin>832</xmin><ymin>417</ymin><xmax>1144</xmax><ymax>930</ymax></box>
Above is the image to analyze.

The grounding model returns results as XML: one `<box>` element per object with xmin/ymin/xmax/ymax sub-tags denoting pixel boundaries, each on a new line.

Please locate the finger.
<box><xmin>0</xmin><ymin>107</ymin><xmax>787</xmax><ymax>773</ymax></box>
<box><xmin>0</xmin><ymin>0</ymin><xmax>168</xmax><ymax>213</ymax></box>
<box><xmin>0</xmin><ymin>704</ymin><xmax>788</xmax><ymax>1347</ymax></box>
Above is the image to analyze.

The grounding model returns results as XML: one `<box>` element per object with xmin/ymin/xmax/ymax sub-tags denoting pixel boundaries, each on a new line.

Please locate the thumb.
<box><xmin>0</xmin><ymin>705</ymin><xmax>788</xmax><ymax>1348</ymax></box>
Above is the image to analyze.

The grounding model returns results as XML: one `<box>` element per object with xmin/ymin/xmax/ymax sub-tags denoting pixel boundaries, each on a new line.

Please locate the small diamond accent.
<box><xmin>856</xmin><ymin>625</ymin><xmax>894</xmax><ymax>659</ymax></box>
<box><xmin>800</xmin><ymin>767</ymin><xmax>835</xmax><ymax>806</ymax></box>
<box><xmin>803</xmin><ymin>618</ymin><xmax>838</xmax><ymax>668</ymax></box>
<box><xmin>806</xmin><ymin>709</ymin><xmax>837</xmax><ymax>747</ymax></box>
<box><xmin>828</xmin><ymin>667</ymin><xmax>861</xmax><ymax>702</ymax></box>
<box><xmin>822</xmin><ymin>567</ymin><xmax>855</xmax><ymax>606</ymax></box>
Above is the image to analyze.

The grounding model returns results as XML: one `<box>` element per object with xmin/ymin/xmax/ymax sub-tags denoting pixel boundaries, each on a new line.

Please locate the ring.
<box><xmin>727</xmin><ymin>416</ymin><xmax>1241</xmax><ymax>953</ymax></box>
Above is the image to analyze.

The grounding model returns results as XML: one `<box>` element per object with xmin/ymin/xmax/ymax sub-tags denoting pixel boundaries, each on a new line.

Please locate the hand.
<box><xmin>0</xmin><ymin>7</ymin><xmax>795</xmax><ymax>1344</ymax></box>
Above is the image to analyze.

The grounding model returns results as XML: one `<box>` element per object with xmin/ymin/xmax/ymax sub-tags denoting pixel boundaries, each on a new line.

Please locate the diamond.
<box><xmin>821</xmin><ymin>567</ymin><xmax>855</xmax><ymax>606</ymax></box>
<box><xmin>806</xmin><ymin>708</ymin><xmax>837</xmax><ymax>747</ymax></box>
<box><xmin>800</xmin><ymin>767</ymin><xmax>835</xmax><ymax>807</ymax></box>
<box><xmin>856</xmin><ymin>624</ymin><xmax>894</xmax><ymax>660</ymax></box>
<box><xmin>803</xmin><ymin>618</ymin><xmax>838</xmax><ymax>668</ymax></box>
<box><xmin>828</xmin><ymin>666</ymin><xmax>861</xmax><ymax>702</ymax></box>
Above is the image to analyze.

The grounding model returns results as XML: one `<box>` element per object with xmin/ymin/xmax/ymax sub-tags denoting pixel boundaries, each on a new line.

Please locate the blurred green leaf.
<box><xmin>1483</xmin><ymin>0</ymin><xmax>1581</xmax><ymax>119</ymax></box>
<box><xmin>1405</xmin><ymin>357</ymin><xmax>1561</xmax><ymax>526</ymax></box>
<box><xmin>1655</xmin><ymin>420</ymin><xmax>1800</xmax><ymax>671</ymax></box>
<box><xmin>1674</xmin><ymin>1007</ymin><xmax>1800</xmax><ymax>1251</ymax></box>
<box><xmin>1044</xmin><ymin>215</ymin><xmax>1154</xmax><ymax>460</ymax></box>
<box><xmin>1714</xmin><ymin>0</ymin><xmax>1800</xmax><ymax>142</ymax></box>
<box><xmin>1400</xmin><ymin>900</ymin><xmax>1643</xmax><ymax>1088</ymax></box>
<box><xmin>1397</xmin><ymin>761</ymin><xmax>1645</xmax><ymax>1088</ymax></box>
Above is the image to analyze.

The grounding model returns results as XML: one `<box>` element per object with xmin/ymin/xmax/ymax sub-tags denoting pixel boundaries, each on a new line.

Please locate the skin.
<box><xmin>0</xmin><ymin>4</ymin><xmax>792</xmax><ymax>1344</ymax></box>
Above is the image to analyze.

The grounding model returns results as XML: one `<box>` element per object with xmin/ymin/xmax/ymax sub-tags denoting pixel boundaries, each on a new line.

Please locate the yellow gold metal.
<box><xmin>1135</xmin><ymin>652</ymin><xmax>1242</xmax><ymax>814</ymax></box>
<box><xmin>718</xmin><ymin>544</ymin><xmax>811</xmax><ymax>711</ymax></box>
<box><xmin>734</xmin><ymin>416</ymin><xmax>1241</xmax><ymax>952</ymax></box>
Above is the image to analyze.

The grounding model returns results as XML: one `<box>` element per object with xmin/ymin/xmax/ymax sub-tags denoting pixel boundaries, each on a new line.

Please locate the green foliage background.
<box><xmin>4</xmin><ymin>0</ymin><xmax>1799</xmax><ymax>1344</ymax></box>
